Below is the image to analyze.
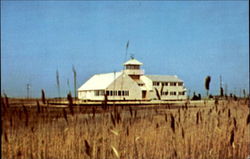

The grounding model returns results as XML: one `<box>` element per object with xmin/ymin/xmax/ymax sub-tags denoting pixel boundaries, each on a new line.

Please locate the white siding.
<box><xmin>78</xmin><ymin>90</ymin><xmax>105</xmax><ymax>100</ymax></box>
<box><xmin>106</xmin><ymin>73</ymin><xmax>142</xmax><ymax>100</ymax></box>
<box><xmin>78</xmin><ymin>70</ymin><xmax>187</xmax><ymax>101</ymax></box>
<box><xmin>141</xmin><ymin>76</ymin><xmax>187</xmax><ymax>100</ymax></box>
<box><xmin>140</xmin><ymin>76</ymin><xmax>154</xmax><ymax>99</ymax></box>
<box><xmin>78</xmin><ymin>73</ymin><xmax>142</xmax><ymax>101</ymax></box>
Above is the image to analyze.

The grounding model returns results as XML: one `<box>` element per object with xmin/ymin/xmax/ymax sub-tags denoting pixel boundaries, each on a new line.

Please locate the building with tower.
<box><xmin>78</xmin><ymin>58</ymin><xmax>187</xmax><ymax>101</ymax></box>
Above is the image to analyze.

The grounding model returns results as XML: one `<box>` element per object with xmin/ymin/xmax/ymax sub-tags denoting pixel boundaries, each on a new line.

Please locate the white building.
<box><xmin>78</xmin><ymin>58</ymin><xmax>187</xmax><ymax>101</ymax></box>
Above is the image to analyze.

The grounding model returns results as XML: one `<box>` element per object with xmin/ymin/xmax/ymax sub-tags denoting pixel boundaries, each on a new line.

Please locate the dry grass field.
<box><xmin>1</xmin><ymin>97</ymin><xmax>250</xmax><ymax>159</ymax></box>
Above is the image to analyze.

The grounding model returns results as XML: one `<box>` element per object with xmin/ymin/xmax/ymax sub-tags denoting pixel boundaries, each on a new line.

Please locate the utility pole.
<box><xmin>56</xmin><ymin>70</ymin><xmax>61</xmax><ymax>98</ymax></box>
<box><xmin>224</xmin><ymin>84</ymin><xmax>228</xmax><ymax>96</ymax></box>
<box><xmin>67</xmin><ymin>79</ymin><xmax>71</xmax><ymax>94</ymax></box>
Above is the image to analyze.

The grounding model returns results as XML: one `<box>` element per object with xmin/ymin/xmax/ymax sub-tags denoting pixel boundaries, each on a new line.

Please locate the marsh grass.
<box><xmin>1</xmin><ymin>98</ymin><xmax>250</xmax><ymax>159</ymax></box>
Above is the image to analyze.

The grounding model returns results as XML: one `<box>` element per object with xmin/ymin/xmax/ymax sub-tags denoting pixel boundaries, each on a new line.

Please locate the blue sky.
<box><xmin>1</xmin><ymin>1</ymin><xmax>249</xmax><ymax>98</ymax></box>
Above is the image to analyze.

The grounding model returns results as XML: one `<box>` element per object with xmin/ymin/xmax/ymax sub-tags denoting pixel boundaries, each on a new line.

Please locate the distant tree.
<box><xmin>225</xmin><ymin>94</ymin><xmax>228</xmax><ymax>100</ymax></box>
<box><xmin>192</xmin><ymin>92</ymin><xmax>199</xmax><ymax>100</ymax></box>
<box><xmin>230</xmin><ymin>93</ymin><xmax>233</xmax><ymax>99</ymax></box>
<box><xmin>198</xmin><ymin>94</ymin><xmax>201</xmax><ymax>100</ymax></box>
<box><xmin>233</xmin><ymin>95</ymin><xmax>237</xmax><ymax>101</ymax></box>
<box><xmin>205</xmin><ymin>76</ymin><xmax>211</xmax><ymax>98</ymax></box>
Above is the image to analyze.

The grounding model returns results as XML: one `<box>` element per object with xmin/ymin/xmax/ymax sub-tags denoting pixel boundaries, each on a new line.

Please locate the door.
<box><xmin>142</xmin><ymin>91</ymin><xmax>146</xmax><ymax>99</ymax></box>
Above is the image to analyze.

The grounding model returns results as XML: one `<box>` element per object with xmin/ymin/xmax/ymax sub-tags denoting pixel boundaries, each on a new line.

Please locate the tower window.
<box><xmin>178</xmin><ymin>82</ymin><xmax>183</xmax><ymax>86</ymax></box>
<box><xmin>126</xmin><ymin>65</ymin><xmax>140</xmax><ymax>70</ymax></box>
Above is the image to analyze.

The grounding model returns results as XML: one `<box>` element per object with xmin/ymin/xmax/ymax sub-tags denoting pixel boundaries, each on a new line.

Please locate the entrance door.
<box><xmin>142</xmin><ymin>91</ymin><xmax>146</xmax><ymax>99</ymax></box>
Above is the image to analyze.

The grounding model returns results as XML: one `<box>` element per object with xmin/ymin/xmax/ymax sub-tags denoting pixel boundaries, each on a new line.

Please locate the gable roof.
<box><xmin>78</xmin><ymin>72</ymin><xmax>122</xmax><ymax>91</ymax></box>
<box><xmin>123</xmin><ymin>58</ymin><xmax>143</xmax><ymax>65</ymax></box>
<box><xmin>145</xmin><ymin>75</ymin><xmax>183</xmax><ymax>82</ymax></box>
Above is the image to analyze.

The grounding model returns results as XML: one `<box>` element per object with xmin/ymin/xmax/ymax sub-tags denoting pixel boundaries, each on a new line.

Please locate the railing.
<box><xmin>124</xmin><ymin>69</ymin><xmax>144</xmax><ymax>75</ymax></box>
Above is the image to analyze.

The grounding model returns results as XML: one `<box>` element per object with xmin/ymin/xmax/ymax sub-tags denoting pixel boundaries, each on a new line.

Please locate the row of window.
<box><xmin>153</xmin><ymin>82</ymin><xmax>183</xmax><ymax>86</ymax></box>
<box><xmin>162</xmin><ymin>91</ymin><xmax>185</xmax><ymax>96</ymax></box>
<box><xmin>106</xmin><ymin>90</ymin><xmax>129</xmax><ymax>96</ymax></box>
<box><xmin>94</xmin><ymin>90</ymin><xmax>129</xmax><ymax>96</ymax></box>
<box><xmin>125</xmin><ymin>65</ymin><xmax>140</xmax><ymax>70</ymax></box>
<box><xmin>94</xmin><ymin>90</ymin><xmax>105</xmax><ymax>96</ymax></box>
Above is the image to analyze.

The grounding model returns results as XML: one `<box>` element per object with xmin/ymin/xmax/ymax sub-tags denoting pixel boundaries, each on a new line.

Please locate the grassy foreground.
<box><xmin>1</xmin><ymin>98</ymin><xmax>250</xmax><ymax>159</ymax></box>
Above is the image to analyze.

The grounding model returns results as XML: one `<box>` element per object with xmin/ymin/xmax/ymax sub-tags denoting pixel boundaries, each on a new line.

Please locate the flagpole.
<box><xmin>121</xmin><ymin>40</ymin><xmax>129</xmax><ymax>100</ymax></box>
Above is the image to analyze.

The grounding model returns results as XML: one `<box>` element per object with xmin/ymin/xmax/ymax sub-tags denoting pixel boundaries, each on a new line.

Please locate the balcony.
<box><xmin>123</xmin><ymin>69</ymin><xmax>144</xmax><ymax>75</ymax></box>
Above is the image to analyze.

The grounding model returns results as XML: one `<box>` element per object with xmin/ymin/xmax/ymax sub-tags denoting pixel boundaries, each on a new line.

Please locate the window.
<box><xmin>94</xmin><ymin>90</ymin><xmax>99</xmax><ymax>96</ymax></box>
<box><xmin>178</xmin><ymin>82</ymin><xmax>183</xmax><ymax>86</ymax></box>
<box><xmin>179</xmin><ymin>92</ymin><xmax>185</xmax><ymax>95</ymax></box>
<box><xmin>118</xmin><ymin>91</ymin><xmax>121</xmax><ymax>96</ymax></box>
<box><xmin>170</xmin><ymin>92</ymin><xmax>176</xmax><ymax>96</ymax></box>
<box><xmin>163</xmin><ymin>91</ymin><xmax>168</xmax><ymax>95</ymax></box>
<box><xmin>162</xmin><ymin>82</ymin><xmax>168</xmax><ymax>86</ymax></box>
<box><xmin>107</xmin><ymin>90</ymin><xmax>129</xmax><ymax>96</ymax></box>
<box><xmin>99</xmin><ymin>90</ymin><xmax>104</xmax><ymax>96</ymax></box>
<box><xmin>153</xmin><ymin>82</ymin><xmax>160</xmax><ymax>86</ymax></box>
<box><xmin>94</xmin><ymin>90</ymin><xmax>104</xmax><ymax>96</ymax></box>
<box><xmin>134</xmin><ymin>65</ymin><xmax>140</xmax><ymax>69</ymax></box>
<box><xmin>170</xmin><ymin>82</ymin><xmax>176</xmax><ymax>86</ymax></box>
<box><xmin>122</xmin><ymin>90</ymin><xmax>129</xmax><ymax>96</ymax></box>
<box><xmin>126</xmin><ymin>65</ymin><xmax>140</xmax><ymax>70</ymax></box>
